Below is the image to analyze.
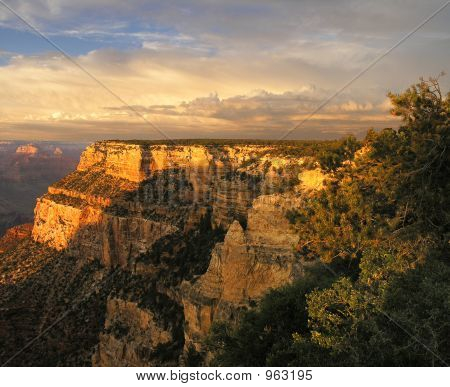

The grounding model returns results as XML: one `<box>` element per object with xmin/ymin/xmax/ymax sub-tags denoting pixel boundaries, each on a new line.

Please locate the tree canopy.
<box><xmin>205</xmin><ymin>77</ymin><xmax>450</xmax><ymax>366</ymax></box>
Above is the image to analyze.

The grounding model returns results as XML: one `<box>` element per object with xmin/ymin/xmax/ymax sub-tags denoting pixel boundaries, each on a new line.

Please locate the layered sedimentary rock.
<box><xmin>0</xmin><ymin>140</ymin><xmax>326</xmax><ymax>366</ymax></box>
<box><xmin>32</xmin><ymin>141</ymin><xmax>305</xmax><ymax>268</ymax></box>
<box><xmin>0</xmin><ymin>141</ymin><xmax>83</xmax><ymax>235</ymax></box>
<box><xmin>182</xmin><ymin>194</ymin><xmax>304</xmax><ymax>352</ymax></box>
<box><xmin>0</xmin><ymin>239</ymin><xmax>112</xmax><ymax>366</ymax></box>
<box><xmin>77</xmin><ymin>142</ymin><xmax>152</xmax><ymax>183</ymax></box>
<box><xmin>33</xmin><ymin>197</ymin><xmax>177</xmax><ymax>267</ymax></box>
<box><xmin>15</xmin><ymin>144</ymin><xmax>39</xmax><ymax>155</ymax></box>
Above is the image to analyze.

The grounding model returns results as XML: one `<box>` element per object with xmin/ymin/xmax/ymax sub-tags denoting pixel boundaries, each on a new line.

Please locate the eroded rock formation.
<box><xmin>181</xmin><ymin>194</ymin><xmax>304</xmax><ymax>353</ymax></box>
<box><xmin>93</xmin><ymin>298</ymin><xmax>174</xmax><ymax>366</ymax></box>
<box><xmin>15</xmin><ymin>144</ymin><xmax>39</xmax><ymax>155</ymax></box>
<box><xmin>31</xmin><ymin>141</ymin><xmax>307</xmax><ymax>268</ymax></box>
<box><xmin>1</xmin><ymin>140</ymin><xmax>324</xmax><ymax>366</ymax></box>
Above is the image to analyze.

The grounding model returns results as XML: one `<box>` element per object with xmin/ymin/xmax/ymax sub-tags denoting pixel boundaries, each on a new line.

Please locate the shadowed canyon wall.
<box><xmin>0</xmin><ymin>141</ymin><xmax>325</xmax><ymax>366</ymax></box>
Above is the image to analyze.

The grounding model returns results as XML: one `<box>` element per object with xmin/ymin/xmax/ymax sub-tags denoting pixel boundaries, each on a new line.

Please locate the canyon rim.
<box><xmin>0</xmin><ymin>140</ymin><xmax>326</xmax><ymax>366</ymax></box>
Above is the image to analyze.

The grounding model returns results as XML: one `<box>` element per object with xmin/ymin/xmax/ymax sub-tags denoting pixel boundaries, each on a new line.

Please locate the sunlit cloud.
<box><xmin>0</xmin><ymin>0</ymin><xmax>448</xmax><ymax>140</ymax></box>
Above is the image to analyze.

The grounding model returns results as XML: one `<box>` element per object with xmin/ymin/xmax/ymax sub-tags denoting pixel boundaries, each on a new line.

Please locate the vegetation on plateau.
<box><xmin>206</xmin><ymin>76</ymin><xmax>450</xmax><ymax>366</ymax></box>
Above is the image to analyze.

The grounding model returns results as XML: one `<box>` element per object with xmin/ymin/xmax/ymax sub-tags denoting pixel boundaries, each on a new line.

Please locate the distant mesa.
<box><xmin>53</xmin><ymin>147</ymin><xmax>63</xmax><ymax>156</ymax></box>
<box><xmin>15</xmin><ymin>144</ymin><xmax>39</xmax><ymax>155</ymax></box>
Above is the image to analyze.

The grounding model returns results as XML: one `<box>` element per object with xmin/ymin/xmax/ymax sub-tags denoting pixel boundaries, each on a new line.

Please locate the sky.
<box><xmin>0</xmin><ymin>0</ymin><xmax>449</xmax><ymax>141</ymax></box>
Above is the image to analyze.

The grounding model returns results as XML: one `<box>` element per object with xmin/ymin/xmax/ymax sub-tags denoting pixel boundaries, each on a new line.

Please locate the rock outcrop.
<box><xmin>1</xmin><ymin>140</ymin><xmax>326</xmax><ymax>366</ymax></box>
<box><xmin>298</xmin><ymin>168</ymin><xmax>326</xmax><ymax>191</ymax></box>
<box><xmin>15</xmin><ymin>144</ymin><xmax>39</xmax><ymax>155</ymax></box>
<box><xmin>31</xmin><ymin>141</ymin><xmax>305</xmax><ymax>268</ymax></box>
<box><xmin>182</xmin><ymin>194</ymin><xmax>304</xmax><ymax>353</ymax></box>
<box><xmin>0</xmin><ymin>223</ymin><xmax>32</xmax><ymax>254</ymax></box>
<box><xmin>93</xmin><ymin>298</ymin><xmax>174</xmax><ymax>366</ymax></box>
<box><xmin>33</xmin><ymin>197</ymin><xmax>177</xmax><ymax>267</ymax></box>
<box><xmin>0</xmin><ymin>141</ymin><xmax>83</xmax><ymax>235</ymax></box>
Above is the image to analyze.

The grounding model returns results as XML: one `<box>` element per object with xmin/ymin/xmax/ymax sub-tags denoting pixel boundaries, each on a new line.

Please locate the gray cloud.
<box><xmin>2</xmin><ymin>1</ymin><xmax>449</xmax><ymax>47</ymax></box>
<box><xmin>101</xmin><ymin>88</ymin><xmax>397</xmax><ymax>137</ymax></box>
<box><xmin>0</xmin><ymin>1</ymin><xmax>448</xmax><ymax>140</ymax></box>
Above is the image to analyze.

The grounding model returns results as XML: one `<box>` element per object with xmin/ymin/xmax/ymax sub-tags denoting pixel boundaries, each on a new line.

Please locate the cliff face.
<box><xmin>15</xmin><ymin>144</ymin><xmax>39</xmax><ymax>155</ymax></box>
<box><xmin>77</xmin><ymin>142</ymin><xmax>152</xmax><ymax>183</ymax></box>
<box><xmin>33</xmin><ymin>198</ymin><xmax>177</xmax><ymax>267</ymax></box>
<box><xmin>181</xmin><ymin>194</ymin><xmax>304</xmax><ymax>353</ymax></box>
<box><xmin>31</xmin><ymin>141</ymin><xmax>307</xmax><ymax>268</ymax></box>
<box><xmin>92</xmin><ymin>298</ymin><xmax>174</xmax><ymax>366</ymax></box>
<box><xmin>1</xmin><ymin>140</ymin><xmax>324</xmax><ymax>366</ymax></box>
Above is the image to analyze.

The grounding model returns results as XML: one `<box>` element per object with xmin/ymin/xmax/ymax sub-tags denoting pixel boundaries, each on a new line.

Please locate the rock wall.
<box><xmin>77</xmin><ymin>142</ymin><xmax>151</xmax><ymax>183</ymax></box>
<box><xmin>32</xmin><ymin>197</ymin><xmax>177</xmax><ymax>266</ymax></box>
<box><xmin>182</xmin><ymin>194</ymin><xmax>304</xmax><ymax>353</ymax></box>
<box><xmin>93</xmin><ymin>298</ymin><xmax>174</xmax><ymax>366</ymax></box>
<box><xmin>20</xmin><ymin>140</ymin><xmax>326</xmax><ymax>366</ymax></box>
<box><xmin>32</xmin><ymin>141</ymin><xmax>305</xmax><ymax>267</ymax></box>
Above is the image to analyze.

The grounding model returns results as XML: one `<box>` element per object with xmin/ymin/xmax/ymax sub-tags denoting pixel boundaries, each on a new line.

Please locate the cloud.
<box><xmin>103</xmin><ymin>88</ymin><xmax>393</xmax><ymax>129</ymax></box>
<box><xmin>2</xmin><ymin>1</ymin><xmax>449</xmax><ymax>40</ymax></box>
<box><xmin>0</xmin><ymin>45</ymin><xmax>398</xmax><ymax>140</ymax></box>
<box><xmin>0</xmin><ymin>1</ymin><xmax>448</xmax><ymax>140</ymax></box>
<box><xmin>2</xmin><ymin>1</ymin><xmax>449</xmax><ymax>57</ymax></box>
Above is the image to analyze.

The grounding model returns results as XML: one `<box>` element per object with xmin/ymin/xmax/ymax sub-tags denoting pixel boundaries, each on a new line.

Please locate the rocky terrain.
<box><xmin>0</xmin><ymin>140</ymin><xmax>325</xmax><ymax>366</ymax></box>
<box><xmin>181</xmin><ymin>194</ymin><xmax>304</xmax><ymax>354</ymax></box>
<box><xmin>0</xmin><ymin>224</ymin><xmax>32</xmax><ymax>254</ymax></box>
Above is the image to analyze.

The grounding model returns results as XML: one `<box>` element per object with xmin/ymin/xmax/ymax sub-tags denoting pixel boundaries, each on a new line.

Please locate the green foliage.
<box><xmin>184</xmin><ymin>345</ymin><xmax>204</xmax><ymax>366</ymax></box>
<box><xmin>205</xmin><ymin>267</ymin><xmax>334</xmax><ymax>366</ymax></box>
<box><xmin>206</xmin><ymin>77</ymin><xmax>450</xmax><ymax>366</ymax></box>
<box><xmin>305</xmin><ymin>249</ymin><xmax>450</xmax><ymax>366</ymax></box>
<box><xmin>383</xmin><ymin>76</ymin><xmax>449</xmax><ymax>233</ymax></box>
<box><xmin>290</xmin><ymin>77</ymin><xmax>449</xmax><ymax>265</ymax></box>
<box><xmin>317</xmin><ymin>135</ymin><xmax>360</xmax><ymax>172</ymax></box>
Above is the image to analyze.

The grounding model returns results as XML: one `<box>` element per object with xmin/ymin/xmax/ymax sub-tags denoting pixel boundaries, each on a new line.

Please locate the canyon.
<box><xmin>0</xmin><ymin>140</ymin><xmax>325</xmax><ymax>366</ymax></box>
<box><xmin>0</xmin><ymin>141</ymin><xmax>85</xmax><ymax>236</ymax></box>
